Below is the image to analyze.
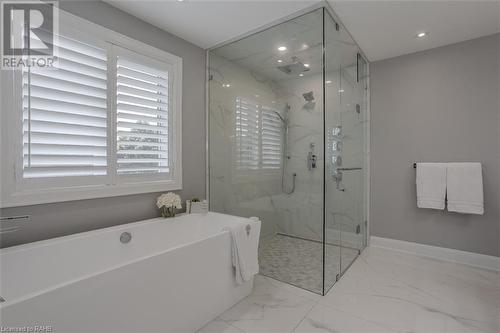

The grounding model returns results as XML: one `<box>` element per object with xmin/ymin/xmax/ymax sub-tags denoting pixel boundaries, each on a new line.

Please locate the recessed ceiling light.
<box><xmin>277</xmin><ymin>59</ymin><xmax>283</xmax><ymax>63</ymax></box>
<box><xmin>338</xmin><ymin>89</ymin><xmax>344</xmax><ymax>93</ymax></box>
<box><xmin>304</xmin><ymin>63</ymin><xmax>310</xmax><ymax>68</ymax></box>
<box><xmin>299</xmin><ymin>74</ymin><xmax>304</xmax><ymax>77</ymax></box>
<box><xmin>416</xmin><ymin>32</ymin><xmax>427</xmax><ymax>38</ymax></box>
<box><xmin>326</xmin><ymin>80</ymin><xmax>332</xmax><ymax>84</ymax></box>
<box><xmin>277</xmin><ymin>46</ymin><xmax>287</xmax><ymax>51</ymax></box>
<box><xmin>302</xmin><ymin>44</ymin><xmax>309</xmax><ymax>49</ymax></box>
<box><xmin>222</xmin><ymin>83</ymin><xmax>231</xmax><ymax>88</ymax></box>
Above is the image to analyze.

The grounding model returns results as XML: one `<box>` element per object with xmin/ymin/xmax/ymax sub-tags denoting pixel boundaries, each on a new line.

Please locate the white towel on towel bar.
<box><xmin>446</xmin><ymin>163</ymin><xmax>484</xmax><ymax>215</ymax></box>
<box><xmin>223</xmin><ymin>217</ymin><xmax>260</xmax><ymax>285</ymax></box>
<box><xmin>416</xmin><ymin>163</ymin><xmax>447</xmax><ymax>210</ymax></box>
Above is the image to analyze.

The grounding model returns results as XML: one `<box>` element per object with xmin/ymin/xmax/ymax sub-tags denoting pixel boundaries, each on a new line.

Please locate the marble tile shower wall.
<box><xmin>209</xmin><ymin>54</ymin><xmax>285</xmax><ymax>241</ymax></box>
<box><xmin>275</xmin><ymin>75</ymin><xmax>324</xmax><ymax>241</ymax></box>
<box><xmin>209</xmin><ymin>54</ymin><xmax>367</xmax><ymax>249</ymax></box>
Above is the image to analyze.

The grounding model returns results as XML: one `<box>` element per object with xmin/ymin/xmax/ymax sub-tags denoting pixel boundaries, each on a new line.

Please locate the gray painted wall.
<box><xmin>0</xmin><ymin>1</ymin><xmax>206</xmax><ymax>248</ymax></box>
<box><xmin>370</xmin><ymin>33</ymin><xmax>500</xmax><ymax>257</ymax></box>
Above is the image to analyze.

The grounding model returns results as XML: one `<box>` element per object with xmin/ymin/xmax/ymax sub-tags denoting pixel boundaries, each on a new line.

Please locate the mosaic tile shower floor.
<box><xmin>258</xmin><ymin>234</ymin><xmax>359</xmax><ymax>294</ymax></box>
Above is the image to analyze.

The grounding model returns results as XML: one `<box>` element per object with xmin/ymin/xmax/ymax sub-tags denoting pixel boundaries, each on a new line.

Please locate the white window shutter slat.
<box><xmin>116</xmin><ymin>52</ymin><xmax>170</xmax><ymax>175</ymax></box>
<box><xmin>22</xmin><ymin>36</ymin><xmax>107</xmax><ymax>179</ymax></box>
<box><xmin>235</xmin><ymin>97</ymin><xmax>283</xmax><ymax>171</ymax></box>
<box><xmin>261</xmin><ymin>107</ymin><xmax>283</xmax><ymax>169</ymax></box>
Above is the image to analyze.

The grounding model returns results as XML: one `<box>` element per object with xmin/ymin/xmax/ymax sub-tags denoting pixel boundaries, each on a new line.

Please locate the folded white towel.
<box><xmin>446</xmin><ymin>163</ymin><xmax>484</xmax><ymax>215</ymax></box>
<box><xmin>223</xmin><ymin>217</ymin><xmax>261</xmax><ymax>285</ymax></box>
<box><xmin>416</xmin><ymin>163</ymin><xmax>447</xmax><ymax>210</ymax></box>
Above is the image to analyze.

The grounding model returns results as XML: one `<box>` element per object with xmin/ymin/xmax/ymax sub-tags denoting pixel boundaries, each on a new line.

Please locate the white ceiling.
<box><xmin>332</xmin><ymin>0</ymin><xmax>500</xmax><ymax>61</ymax></box>
<box><xmin>104</xmin><ymin>0</ymin><xmax>500</xmax><ymax>61</ymax></box>
<box><xmin>104</xmin><ymin>0</ymin><xmax>319</xmax><ymax>48</ymax></box>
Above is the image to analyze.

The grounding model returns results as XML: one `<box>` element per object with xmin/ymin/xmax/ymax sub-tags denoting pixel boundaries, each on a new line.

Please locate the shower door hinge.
<box><xmin>356</xmin><ymin>224</ymin><xmax>361</xmax><ymax>234</ymax></box>
<box><xmin>335</xmin><ymin>23</ymin><xmax>340</xmax><ymax>31</ymax></box>
<box><xmin>336</xmin><ymin>274</ymin><xmax>340</xmax><ymax>282</ymax></box>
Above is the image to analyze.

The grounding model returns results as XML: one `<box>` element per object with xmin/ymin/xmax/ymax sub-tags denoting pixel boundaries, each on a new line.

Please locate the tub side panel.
<box><xmin>1</xmin><ymin>233</ymin><xmax>252</xmax><ymax>332</ymax></box>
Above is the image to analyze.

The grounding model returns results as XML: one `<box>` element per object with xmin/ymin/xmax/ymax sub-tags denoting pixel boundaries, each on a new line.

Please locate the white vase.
<box><xmin>187</xmin><ymin>200</ymin><xmax>208</xmax><ymax>214</ymax></box>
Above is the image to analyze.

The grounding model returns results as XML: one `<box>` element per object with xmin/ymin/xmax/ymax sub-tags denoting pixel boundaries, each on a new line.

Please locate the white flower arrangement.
<box><xmin>156</xmin><ymin>192</ymin><xmax>182</xmax><ymax>209</ymax></box>
<box><xmin>157</xmin><ymin>193</ymin><xmax>182</xmax><ymax>218</ymax></box>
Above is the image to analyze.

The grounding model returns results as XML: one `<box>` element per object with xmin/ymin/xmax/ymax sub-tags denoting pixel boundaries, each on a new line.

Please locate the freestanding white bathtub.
<box><xmin>0</xmin><ymin>212</ymin><xmax>260</xmax><ymax>332</ymax></box>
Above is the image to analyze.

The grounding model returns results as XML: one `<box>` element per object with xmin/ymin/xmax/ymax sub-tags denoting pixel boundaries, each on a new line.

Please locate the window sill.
<box><xmin>0</xmin><ymin>180</ymin><xmax>182</xmax><ymax>208</ymax></box>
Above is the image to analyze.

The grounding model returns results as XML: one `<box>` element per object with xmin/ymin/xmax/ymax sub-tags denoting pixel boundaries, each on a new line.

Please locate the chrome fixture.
<box><xmin>303</xmin><ymin>91</ymin><xmax>316</xmax><ymax>111</ymax></box>
<box><xmin>303</xmin><ymin>91</ymin><xmax>314</xmax><ymax>101</ymax></box>
<box><xmin>334</xmin><ymin>167</ymin><xmax>363</xmax><ymax>192</ymax></box>
<box><xmin>120</xmin><ymin>232</ymin><xmax>132</xmax><ymax>244</ymax></box>
<box><xmin>337</xmin><ymin>167</ymin><xmax>363</xmax><ymax>171</ymax></box>
<box><xmin>277</xmin><ymin>56</ymin><xmax>310</xmax><ymax>75</ymax></box>
<box><xmin>0</xmin><ymin>215</ymin><xmax>29</xmax><ymax>234</ymax></box>
<box><xmin>272</xmin><ymin>105</ymin><xmax>297</xmax><ymax>195</ymax></box>
<box><xmin>308</xmin><ymin>152</ymin><xmax>317</xmax><ymax>170</ymax></box>
<box><xmin>308</xmin><ymin>142</ymin><xmax>317</xmax><ymax>170</ymax></box>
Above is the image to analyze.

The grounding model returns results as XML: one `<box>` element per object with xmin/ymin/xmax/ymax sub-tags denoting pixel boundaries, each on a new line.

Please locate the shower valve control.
<box><xmin>308</xmin><ymin>152</ymin><xmax>317</xmax><ymax>170</ymax></box>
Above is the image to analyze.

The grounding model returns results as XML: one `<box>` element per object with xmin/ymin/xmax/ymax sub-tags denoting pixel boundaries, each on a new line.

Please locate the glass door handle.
<box><xmin>336</xmin><ymin>167</ymin><xmax>362</xmax><ymax>171</ymax></box>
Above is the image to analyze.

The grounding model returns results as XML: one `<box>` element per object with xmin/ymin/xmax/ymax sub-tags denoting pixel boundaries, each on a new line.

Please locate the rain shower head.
<box><xmin>277</xmin><ymin>57</ymin><xmax>310</xmax><ymax>75</ymax></box>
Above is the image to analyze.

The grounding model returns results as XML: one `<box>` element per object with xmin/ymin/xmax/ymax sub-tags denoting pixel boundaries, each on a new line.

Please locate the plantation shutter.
<box><xmin>235</xmin><ymin>98</ymin><xmax>282</xmax><ymax>170</ymax></box>
<box><xmin>235</xmin><ymin>97</ymin><xmax>260</xmax><ymax>170</ymax></box>
<box><xmin>261</xmin><ymin>107</ymin><xmax>283</xmax><ymax>169</ymax></box>
<box><xmin>116</xmin><ymin>49</ymin><xmax>170</xmax><ymax>175</ymax></box>
<box><xmin>22</xmin><ymin>35</ymin><xmax>108</xmax><ymax>178</ymax></box>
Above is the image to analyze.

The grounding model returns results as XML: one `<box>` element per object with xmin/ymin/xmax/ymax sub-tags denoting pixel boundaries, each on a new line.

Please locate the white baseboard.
<box><xmin>370</xmin><ymin>236</ymin><xmax>500</xmax><ymax>272</ymax></box>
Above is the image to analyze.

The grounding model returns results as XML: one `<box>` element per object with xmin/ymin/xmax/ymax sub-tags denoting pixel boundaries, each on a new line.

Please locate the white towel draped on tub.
<box><xmin>416</xmin><ymin>163</ymin><xmax>447</xmax><ymax>210</ymax></box>
<box><xmin>447</xmin><ymin>163</ymin><xmax>484</xmax><ymax>215</ymax></box>
<box><xmin>223</xmin><ymin>217</ymin><xmax>260</xmax><ymax>285</ymax></box>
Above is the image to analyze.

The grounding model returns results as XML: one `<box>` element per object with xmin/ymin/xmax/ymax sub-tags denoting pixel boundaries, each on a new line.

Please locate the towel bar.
<box><xmin>413</xmin><ymin>163</ymin><xmax>485</xmax><ymax>169</ymax></box>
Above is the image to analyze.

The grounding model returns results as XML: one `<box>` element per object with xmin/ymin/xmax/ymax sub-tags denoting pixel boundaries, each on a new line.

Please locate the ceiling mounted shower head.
<box><xmin>277</xmin><ymin>56</ymin><xmax>311</xmax><ymax>75</ymax></box>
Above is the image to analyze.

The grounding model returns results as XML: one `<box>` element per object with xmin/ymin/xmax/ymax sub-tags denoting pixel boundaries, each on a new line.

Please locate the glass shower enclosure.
<box><xmin>208</xmin><ymin>7</ymin><xmax>369</xmax><ymax>295</ymax></box>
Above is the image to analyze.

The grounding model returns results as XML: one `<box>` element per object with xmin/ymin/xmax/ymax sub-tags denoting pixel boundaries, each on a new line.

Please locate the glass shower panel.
<box><xmin>209</xmin><ymin>9</ymin><xmax>326</xmax><ymax>294</ymax></box>
<box><xmin>323</xmin><ymin>10</ymin><xmax>343</xmax><ymax>293</ymax></box>
<box><xmin>337</xmin><ymin>28</ymin><xmax>367</xmax><ymax>275</ymax></box>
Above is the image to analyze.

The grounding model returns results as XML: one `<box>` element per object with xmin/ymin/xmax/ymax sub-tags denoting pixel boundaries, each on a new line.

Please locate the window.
<box><xmin>234</xmin><ymin>97</ymin><xmax>283</xmax><ymax>171</ymax></box>
<box><xmin>22</xmin><ymin>36</ymin><xmax>108</xmax><ymax>179</ymax></box>
<box><xmin>1</xmin><ymin>11</ymin><xmax>182</xmax><ymax>207</ymax></box>
<box><xmin>235</xmin><ymin>97</ymin><xmax>260</xmax><ymax>170</ymax></box>
<box><xmin>115</xmin><ymin>48</ymin><xmax>171</xmax><ymax>177</ymax></box>
<box><xmin>261</xmin><ymin>106</ymin><xmax>283</xmax><ymax>170</ymax></box>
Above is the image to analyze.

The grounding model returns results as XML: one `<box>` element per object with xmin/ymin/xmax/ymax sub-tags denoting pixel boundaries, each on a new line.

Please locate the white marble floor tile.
<box><xmin>252</xmin><ymin>275</ymin><xmax>322</xmax><ymax>303</ymax></box>
<box><xmin>217</xmin><ymin>275</ymin><xmax>316</xmax><ymax>333</ymax></box>
<box><xmin>201</xmin><ymin>246</ymin><xmax>500</xmax><ymax>333</ymax></box>
<box><xmin>319</xmin><ymin>247</ymin><xmax>500</xmax><ymax>333</ymax></box>
<box><xmin>197</xmin><ymin>319</ymin><xmax>244</xmax><ymax>333</ymax></box>
<box><xmin>294</xmin><ymin>303</ymin><xmax>397</xmax><ymax>333</ymax></box>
